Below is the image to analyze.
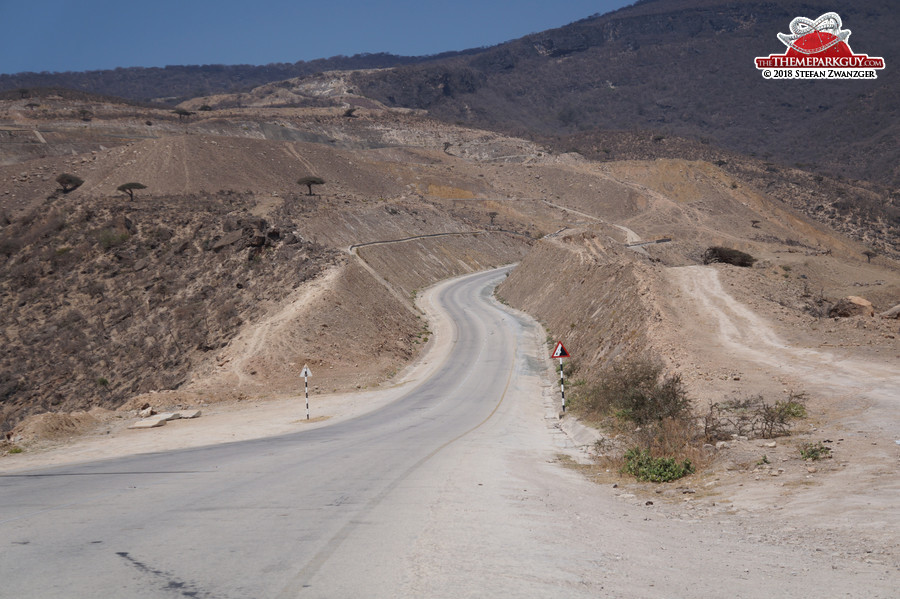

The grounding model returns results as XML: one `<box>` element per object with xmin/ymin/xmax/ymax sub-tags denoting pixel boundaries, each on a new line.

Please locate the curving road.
<box><xmin>0</xmin><ymin>267</ymin><xmax>549</xmax><ymax>598</ymax></box>
<box><xmin>3</xmin><ymin>267</ymin><xmax>897</xmax><ymax>598</ymax></box>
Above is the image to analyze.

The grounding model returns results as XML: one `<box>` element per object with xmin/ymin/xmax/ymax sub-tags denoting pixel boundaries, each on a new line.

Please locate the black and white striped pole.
<box><xmin>300</xmin><ymin>364</ymin><xmax>312</xmax><ymax>420</ymax></box>
<box><xmin>551</xmin><ymin>342</ymin><xmax>570</xmax><ymax>413</ymax></box>
<box><xmin>560</xmin><ymin>358</ymin><xmax>565</xmax><ymax>412</ymax></box>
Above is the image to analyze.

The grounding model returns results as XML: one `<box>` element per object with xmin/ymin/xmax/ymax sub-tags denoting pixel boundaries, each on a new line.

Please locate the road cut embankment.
<box><xmin>496</xmin><ymin>229</ymin><xmax>665</xmax><ymax>388</ymax></box>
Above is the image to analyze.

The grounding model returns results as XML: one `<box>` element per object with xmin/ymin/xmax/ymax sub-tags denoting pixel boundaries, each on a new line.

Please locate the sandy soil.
<box><xmin>652</xmin><ymin>264</ymin><xmax>900</xmax><ymax>566</ymax></box>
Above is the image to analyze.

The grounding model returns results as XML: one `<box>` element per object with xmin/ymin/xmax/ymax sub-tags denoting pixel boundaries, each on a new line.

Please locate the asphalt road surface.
<box><xmin>0</xmin><ymin>267</ymin><xmax>553</xmax><ymax>598</ymax></box>
<box><xmin>3</xmin><ymin>268</ymin><xmax>896</xmax><ymax>598</ymax></box>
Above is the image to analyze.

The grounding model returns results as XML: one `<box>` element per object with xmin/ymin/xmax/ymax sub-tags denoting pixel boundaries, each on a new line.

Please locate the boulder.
<box><xmin>828</xmin><ymin>296</ymin><xmax>875</xmax><ymax>318</ymax></box>
<box><xmin>128</xmin><ymin>418</ymin><xmax>166</xmax><ymax>429</ymax></box>
<box><xmin>212</xmin><ymin>230</ymin><xmax>244</xmax><ymax>251</ymax></box>
<box><xmin>879</xmin><ymin>303</ymin><xmax>900</xmax><ymax>319</ymax></box>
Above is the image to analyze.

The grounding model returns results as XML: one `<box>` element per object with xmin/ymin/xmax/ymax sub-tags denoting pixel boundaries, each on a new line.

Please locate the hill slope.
<box><xmin>3</xmin><ymin>1</ymin><xmax>895</xmax><ymax>189</ymax></box>
<box><xmin>350</xmin><ymin>0</ymin><xmax>898</xmax><ymax>186</ymax></box>
<box><xmin>0</xmin><ymin>53</ymin><xmax>468</xmax><ymax>104</ymax></box>
<box><xmin>2</xmin><ymin>96</ymin><xmax>897</xmax><ymax>434</ymax></box>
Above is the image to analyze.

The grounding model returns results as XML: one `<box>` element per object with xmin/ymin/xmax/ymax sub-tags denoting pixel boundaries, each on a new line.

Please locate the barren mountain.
<box><xmin>2</xmin><ymin>2</ymin><xmax>896</xmax><ymax>266</ymax></box>
<box><xmin>2</xmin><ymin>92</ymin><xmax>896</xmax><ymax>437</ymax></box>
<box><xmin>0</xmin><ymin>53</ymin><xmax>469</xmax><ymax>104</ymax></box>
<box><xmin>2</xmin><ymin>75</ymin><xmax>899</xmax><ymax>581</ymax></box>
<box><xmin>3</xmin><ymin>1</ymin><xmax>895</xmax><ymax>190</ymax></box>
<box><xmin>351</xmin><ymin>0</ymin><xmax>899</xmax><ymax>188</ymax></box>
<box><xmin>1</xmin><ymin>2</ymin><xmax>898</xmax><ymax>587</ymax></box>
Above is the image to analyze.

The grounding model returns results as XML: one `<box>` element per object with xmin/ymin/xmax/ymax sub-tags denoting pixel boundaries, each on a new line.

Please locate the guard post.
<box><xmin>551</xmin><ymin>342</ymin><xmax>570</xmax><ymax>413</ymax></box>
<box><xmin>300</xmin><ymin>364</ymin><xmax>312</xmax><ymax>420</ymax></box>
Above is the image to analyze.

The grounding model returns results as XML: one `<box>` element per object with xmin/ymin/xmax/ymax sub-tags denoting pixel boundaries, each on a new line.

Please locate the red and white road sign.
<box><xmin>551</xmin><ymin>342</ymin><xmax>570</xmax><ymax>359</ymax></box>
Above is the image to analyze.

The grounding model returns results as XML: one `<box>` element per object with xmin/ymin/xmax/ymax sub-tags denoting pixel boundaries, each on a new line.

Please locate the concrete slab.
<box><xmin>128</xmin><ymin>418</ymin><xmax>167</xmax><ymax>429</ymax></box>
<box><xmin>558</xmin><ymin>416</ymin><xmax>603</xmax><ymax>449</ymax></box>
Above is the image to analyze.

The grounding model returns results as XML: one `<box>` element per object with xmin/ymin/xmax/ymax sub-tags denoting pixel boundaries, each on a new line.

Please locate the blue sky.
<box><xmin>0</xmin><ymin>1</ymin><xmax>633</xmax><ymax>75</ymax></box>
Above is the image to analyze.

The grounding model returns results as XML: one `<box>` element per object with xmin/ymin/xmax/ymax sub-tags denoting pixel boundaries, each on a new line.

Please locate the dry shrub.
<box><xmin>703</xmin><ymin>246</ymin><xmax>757</xmax><ymax>267</ymax></box>
<box><xmin>576</xmin><ymin>359</ymin><xmax>691</xmax><ymax>424</ymax></box>
<box><xmin>634</xmin><ymin>416</ymin><xmax>710</xmax><ymax>472</ymax></box>
<box><xmin>594</xmin><ymin>417</ymin><xmax>708</xmax><ymax>483</ymax></box>
<box><xmin>575</xmin><ymin>359</ymin><xmax>705</xmax><ymax>479</ymax></box>
<box><xmin>703</xmin><ymin>392</ymin><xmax>807</xmax><ymax>441</ymax></box>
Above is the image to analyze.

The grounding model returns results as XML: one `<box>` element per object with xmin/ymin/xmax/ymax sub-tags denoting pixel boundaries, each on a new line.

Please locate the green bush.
<box><xmin>622</xmin><ymin>447</ymin><xmax>694</xmax><ymax>482</ymax></box>
<box><xmin>799</xmin><ymin>441</ymin><xmax>831</xmax><ymax>461</ymax></box>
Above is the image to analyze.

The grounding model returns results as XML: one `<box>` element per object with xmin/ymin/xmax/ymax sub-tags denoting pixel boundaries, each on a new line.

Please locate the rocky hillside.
<box><xmin>350</xmin><ymin>0</ymin><xmax>899</xmax><ymax>188</ymax></box>
<box><xmin>1</xmin><ymin>93</ymin><xmax>897</xmax><ymax>434</ymax></box>
<box><xmin>3</xmin><ymin>1</ymin><xmax>895</xmax><ymax>191</ymax></box>
<box><xmin>544</xmin><ymin>130</ymin><xmax>900</xmax><ymax>260</ymax></box>
<box><xmin>497</xmin><ymin>230</ymin><xmax>661</xmax><ymax>377</ymax></box>
<box><xmin>0</xmin><ymin>98</ymin><xmax>544</xmax><ymax>431</ymax></box>
<box><xmin>0</xmin><ymin>190</ymin><xmax>337</xmax><ymax>430</ymax></box>
<box><xmin>0</xmin><ymin>53</ymin><xmax>470</xmax><ymax>104</ymax></box>
<box><xmin>2</xmin><ymin>2</ymin><xmax>896</xmax><ymax>266</ymax></box>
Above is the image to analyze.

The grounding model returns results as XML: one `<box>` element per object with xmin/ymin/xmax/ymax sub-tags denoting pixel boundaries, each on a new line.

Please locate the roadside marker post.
<box><xmin>551</xmin><ymin>342</ymin><xmax>570</xmax><ymax>413</ymax></box>
<box><xmin>300</xmin><ymin>364</ymin><xmax>312</xmax><ymax>420</ymax></box>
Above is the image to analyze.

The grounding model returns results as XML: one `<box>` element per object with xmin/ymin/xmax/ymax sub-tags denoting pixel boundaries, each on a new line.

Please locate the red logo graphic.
<box><xmin>755</xmin><ymin>12</ymin><xmax>885</xmax><ymax>79</ymax></box>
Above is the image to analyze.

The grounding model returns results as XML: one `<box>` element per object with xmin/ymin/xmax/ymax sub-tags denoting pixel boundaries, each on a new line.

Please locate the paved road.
<box><xmin>0</xmin><ymin>267</ymin><xmax>547</xmax><ymax>598</ymax></box>
<box><xmin>6</xmin><ymin>267</ymin><xmax>896</xmax><ymax>598</ymax></box>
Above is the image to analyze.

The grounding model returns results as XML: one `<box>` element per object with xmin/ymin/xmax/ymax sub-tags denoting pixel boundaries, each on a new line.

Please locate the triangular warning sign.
<box><xmin>551</xmin><ymin>342</ymin><xmax>570</xmax><ymax>359</ymax></box>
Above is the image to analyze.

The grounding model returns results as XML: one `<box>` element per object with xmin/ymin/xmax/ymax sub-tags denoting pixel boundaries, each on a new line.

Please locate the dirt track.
<box><xmin>671</xmin><ymin>266</ymin><xmax>900</xmax><ymax>412</ymax></box>
<box><xmin>665</xmin><ymin>264</ymin><xmax>899</xmax><ymax>566</ymax></box>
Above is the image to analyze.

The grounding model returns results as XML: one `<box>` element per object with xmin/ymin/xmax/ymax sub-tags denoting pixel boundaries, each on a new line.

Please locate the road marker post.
<box><xmin>551</xmin><ymin>342</ymin><xmax>571</xmax><ymax>413</ymax></box>
<box><xmin>300</xmin><ymin>364</ymin><xmax>312</xmax><ymax>420</ymax></box>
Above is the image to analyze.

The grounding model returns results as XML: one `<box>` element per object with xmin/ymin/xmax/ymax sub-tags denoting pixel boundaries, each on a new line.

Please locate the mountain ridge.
<box><xmin>0</xmin><ymin>51</ymin><xmax>478</xmax><ymax>104</ymax></box>
<box><xmin>5</xmin><ymin>1</ymin><xmax>894</xmax><ymax>189</ymax></box>
<box><xmin>349</xmin><ymin>0</ymin><xmax>898</xmax><ymax>186</ymax></box>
